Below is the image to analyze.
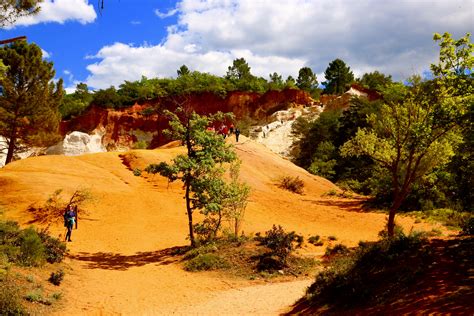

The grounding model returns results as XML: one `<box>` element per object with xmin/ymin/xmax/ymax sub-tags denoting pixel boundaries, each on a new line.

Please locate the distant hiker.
<box><xmin>229</xmin><ymin>124</ymin><xmax>235</xmax><ymax>135</ymax></box>
<box><xmin>64</xmin><ymin>205</ymin><xmax>76</xmax><ymax>242</ymax></box>
<box><xmin>263</xmin><ymin>130</ymin><xmax>266</xmax><ymax>138</ymax></box>
<box><xmin>235</xmin><ymin>128</ymin><xmax>240</xmax><ymax>142</ymax></box>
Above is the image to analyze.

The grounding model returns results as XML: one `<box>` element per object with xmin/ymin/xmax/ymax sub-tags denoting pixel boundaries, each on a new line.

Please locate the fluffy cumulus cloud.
<box><xmin>85</xmin><ymin>0</ymin><xmax>472</xmax><ymax>89</ymax></box>
<box><xmin>9</xmin><ymin>0</ymin><xmax>96</xmax><ymax>28</ymax></box>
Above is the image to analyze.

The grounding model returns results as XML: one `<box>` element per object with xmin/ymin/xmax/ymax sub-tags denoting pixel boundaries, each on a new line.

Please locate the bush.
<box><xmin>184</xmin><ymin>253</ymin><xmax>229</xmax><ymax>271</ymax></box>
<box><xmin>24</xmin><ymin>289</ymin><xmax>51</xmax><ymax>305</ymax></box>
<box><xmin>18</xmin><ymin>227</ymin><xmax>45</xmax><ymax>267</ymax></box>
<box><xmin>278</xmin><ymin>176</ymin><xmax>305</xmax><ymax>194</ymax></box>
<box><xmin>461</xmin><ymin>217</ymin><xmax>474</xmax><ymax>235</ymax></box>
<box><xmin>49</xmin><ymin>270</ymin><xmax>65</xmax><ymax>286</ymax></box>
<box><xmin>0</xmin><ymin>281</ymin><xmax>26</xmax><ymax>315</ymax></box>
<box><xmin>325</xmin><ymin>244</ymin><xmax>350</xmax><ymax>257</ymax></box>
<box><xmin>255</xmin><ymin>225</ymin><xmax>303</xmax><ymax>270</ymax></box>
<box><xmin>38</xmin><ymin>229</ymin><xmax>67</xmax><ymax>263</ymax></box>
<box><xmin>306</xmin><ymin>231</ymin><xmax>430</xmax><ymax>308</ymax></box>
<box><xmin>308</xmin><ymin>235</ymin><xmax>323</xmax><ymax>246</ymax></box>
<box><xmin>133</xmin><ymin>168</ymin><xmax>142</xmax><ymax>176</ymax></box>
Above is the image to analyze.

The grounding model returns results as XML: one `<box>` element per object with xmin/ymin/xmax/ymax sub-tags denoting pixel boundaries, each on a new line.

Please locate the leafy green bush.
<box><xmin>49</xmin><ymin>269</ymin><xmax>65</xmax><ymax>286</ymax></box>
<box><xmin>0</xmin><ymin>281</ymin><xmax>26</xmax><ymax>315</ymax></box>
<box><xmin>306</xmin><ymin>231</ymin><xmax>430</xmax><ymax>308</ymax></box>
<box><xmin>184</xmin><ymin>253</ymin><xmax>229</xmax><ymax>271</ymax></box>
<box><xmin>38</xmin><ymin>229</ymin><xmax>67</xmax><ymax>263</ymax></box>
<box><xmin>278</xmin><ymin>176</ymin><xmax>304</xmax><ymax>194</ymax></box>
<box><xmin>24</xmin><ymin>289</ymin><xmax>51</xmax><ymax>305</ymax></box>
<box><xmin>461</xmin><ymin>217</ymin><xmax>474</xmax><ymax>235</ymax></box>
<box><xmin>255</xmin><ymin>225</ymin><xmax>303</xmax><ymax>270</ymax></box>
<box><xmin>18</xmin><ymin>227</ymin><xmax>45</xmax><ymax>267</ymax></box>
<box><xmin>133</xmin><ymin>168</ymin><xmax>142</xmax><ymax>176</ymax></box>
<box><xmin>325</xmin><ymin>243</ymin><xmax>350</xmax><ymax>257</ymax></box>
<box><xmin>308</xmin><ymin>235</ymin><xmax>323</xmax><ymax>246</ymax></box>
<box><xmin>133</xmin><ymin>140</ymin><xmax>149</xmax><ymax>149</ymax></box>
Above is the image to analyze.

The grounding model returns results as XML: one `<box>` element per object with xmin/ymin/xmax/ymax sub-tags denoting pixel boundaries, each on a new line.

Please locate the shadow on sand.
<box><xmin>69</xmin><ymin>246</ymin><xmax>187</xmax><ymax>271</ymax></box>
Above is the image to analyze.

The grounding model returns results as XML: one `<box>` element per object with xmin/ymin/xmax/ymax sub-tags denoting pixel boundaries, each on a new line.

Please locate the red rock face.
<box><xmin>60</xmin><ymin>89</ymin><xmax>313</xmax><ymax>149</ymax></box>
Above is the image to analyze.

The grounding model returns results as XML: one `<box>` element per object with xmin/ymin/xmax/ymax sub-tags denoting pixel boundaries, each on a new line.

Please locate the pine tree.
<box><xmin>323</xmin><ymin>58</ymin><xmax>354</xmax><ymax>95</ymax></box>
<box><xmin>0</xmin><ymin>41</ymin><xmax>63</xmax><ymax>165</ymax></box>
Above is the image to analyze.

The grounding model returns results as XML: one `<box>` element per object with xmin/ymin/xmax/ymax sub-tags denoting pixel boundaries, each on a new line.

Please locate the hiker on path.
<box><xmin>64</xmin><ymin>205</ymin><xmax>76</xmax><ymax>242</ymax></box>
<box><xmin>235</xmin><ymin>128</ymin><xmax>241</xmax><ymax>142</ymax></box>
<box><xmin>229</xmin><ymin>123</ymin><xmax>235</xmax><ymax>135</ymax></box>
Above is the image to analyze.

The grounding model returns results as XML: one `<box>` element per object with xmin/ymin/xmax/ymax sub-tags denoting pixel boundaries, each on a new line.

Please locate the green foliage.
<box><xmin>308</xmin><ymin>235</ymin><xmax>323</xmax><ymax>246</ymax></box>
<box><xmin>0</xmin><ymin>41</ymin><xmax>63</xmax><ymax>165</ymax></box>
<box><xmin>325</xmin><ymin>243</ymin><xmax>350</xmax><ymax>257</ymax></box>
<box><xmin>296</xmin><ymin>66</ymin><xmax>318</xmax><ymax>92</ymax></box>
<box><xmin>132</xmin><ymin>168</ymin><xmax>142</xmax><ymax>176</ymax></box>
<box><xmin>268</xmin><ymin>72</ymin><xmax>284</xmax><ymax>90</ymax></box>
<box><xmin>18</xmin><ymin>227</ymin><xmax>45</xmax><ymax>267</ymax></box>
<box><xmin>48</xmin><ymin>269</ymin><xmax>65</xmax><ymax>286</ymax></box>
<box><xmin>323</xmin><ymin>58</ymin><xmax>355</xmax><ymax>94</ymax></box>
<box><xmin>278</xmin><ymin>176</ymin><xmax>304</xmax><ymax>194</ymax></box>
<box><xmin>184</xmin><ymin>253</ymin><xmax>229</xmax><ymax>271</ymax></box>
<box><xmin>59</xmin><ymin>83</ymin><xmax>93</xmax><ymax>119</ymax></box>
<box><xmin>132</xmin><ymin>140</ymin><xmax>149</xmax><ymax>149</ymax></box>
<box><xmin>0</xmin><ymin>280</ymin><xmax>26</xmax><ymax>315</ymax></box>
<box><xmin>145</xmin><ymin>108</ymin><xmax>239</xmax><ymax>246</ymax></box>
<box><xmin>357</xmin><ymin>71</ymin><xmax>393</xmax><ymax>90</ymax></box>
<box><xmin>177</xmin><ymin>64</ymin><xmax>190</xmax><ymax>77</ymax></box>
<box><xmin>461</xmin><ymin>217</ymin><xmax>474</xmax><ymax>235</ymax></box>
<box><xmin>0</xmin><ymin>0</ymin><xmax>42</xmax><ymax>27</ymax></box>
<box><xmin>308</xmin><ymin>141</ymin><xmax>337</xmax><ymax>179</ymax></box>
<box><xmin>255</xmin><ymin>225</ymin><xmax>303</xmax><ymax>268</ymax></box>
<box><xmin>24</xmin><ymin>289</ymin><xmax>51</xmax><ymax>305</ymax></box>
<box><xmin>38</xmin><ymin>229</ymin><xmax>67</xmax><ymax>264</ymax></box>
<box><xmin>306</xmin><ymin>231</ymin><xmax>430</xmax><ymax>308</ymax></box>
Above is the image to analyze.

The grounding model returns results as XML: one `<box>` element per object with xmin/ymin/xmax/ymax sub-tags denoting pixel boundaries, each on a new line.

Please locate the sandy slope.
<box><xmin>0</xmin><ymin>136</ymin><xmax>438</xmax><ymax>314</ymax></box>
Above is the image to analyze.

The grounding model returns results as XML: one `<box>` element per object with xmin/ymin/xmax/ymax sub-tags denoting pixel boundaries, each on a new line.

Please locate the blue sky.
<box><xmin>1</xmin><ymin>0</ymin><xmax>473</xmax><ymax>92</ymax></box>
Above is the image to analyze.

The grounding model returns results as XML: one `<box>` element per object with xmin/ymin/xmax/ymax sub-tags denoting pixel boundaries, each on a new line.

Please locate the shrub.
<box><xmin>24</xmin><ymin>289</ymin><xmax>51</xmax><ymax>305</ymax></box>
<box><xmin>278</xmin><ymin>176</ymin><xmax>304</xmax><ymax>194</ymax></box>
<box><xmin>18</xmin><ymin>227</ymin><xmax>45</xmax><ymax>267</ymax></box>
<box><xmin>184</xmin><ymin>253</ymin><xmax>229</xmax><ymax>271</ymax></box>
<box><xmin>461</xmin><ymin>217</ymin><xmax>474</xmax><ymax>235</ymax></box>
<box><xmin>133</xmin><ymin>140</ymin><xmax>149</xmax><ymax>149</ymax></box>
<box><xmin>306</xmin><ymin>231</ymin><xmax>430</xmax><ymax>308</ymax></box>
<box><xmin>38</xmin><ymin>229</ymin><xmax>67</xmax><ymax>263</ymax></box>
<box><xmin>133</xmin><ymin>168</ymin><xmax>142</xmax><ymax>176</ymax></box>
<box><xmin>325</xmin><ymin>244</ymin><xmax>350</xmax><ymax>257</ymax></box>
<box><xmin>0</xmin><ymin>281</ymin><xmax>26</xmax><ymax>315</ymax></box>
<box><xmin>49</xmin><ymin>270</ymin><xmax>65</xmax><ymax>286</ymax></box>
<box><xmin>308</xmin><ymin>235</ymin><xmax>323</xmax><ymax>246</ymax></box>
<box><xmin>255</xmin><ymin>225</ymin><xmax>303</xmax><ymax>269</ymax></box>
<box><xmin>328</xmin><ymin>235</ymin><xmax>337</xmax><ymax>241</ymax></box>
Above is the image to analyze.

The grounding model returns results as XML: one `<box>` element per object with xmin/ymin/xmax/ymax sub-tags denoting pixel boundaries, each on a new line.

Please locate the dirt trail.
<box><xmin>0</xmin><ymin>136</ymin><xmax>440</xmax><ymax>314</ymax></box>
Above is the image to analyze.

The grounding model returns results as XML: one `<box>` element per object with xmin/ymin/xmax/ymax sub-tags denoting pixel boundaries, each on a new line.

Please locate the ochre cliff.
<box><xmin>60</xmin><ymin>89</ymin><xmax>313</xmax><ymax>149</ymax></box>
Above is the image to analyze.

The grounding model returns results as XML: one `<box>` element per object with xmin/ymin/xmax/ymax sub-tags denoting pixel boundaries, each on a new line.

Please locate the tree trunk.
<box><xmin>5</xmin><ymin>131</ymin><xmax>16</xmax><ymax>165</ymax></box>
<box><xmin>185</xmin><ymin>178</ymin><xmax>195</xmax><ymax>247</ymax></box>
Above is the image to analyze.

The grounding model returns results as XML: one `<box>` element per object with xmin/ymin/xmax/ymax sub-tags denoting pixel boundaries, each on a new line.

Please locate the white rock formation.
<box><xmin>253</xmin><ymin>106</ymin><xmax>322</xmax><ymax>157</ymax></box>
<box><xmin>46</xmin><ymin>131</ymin><xmax>106</xmax><ymax>156</ymax></box>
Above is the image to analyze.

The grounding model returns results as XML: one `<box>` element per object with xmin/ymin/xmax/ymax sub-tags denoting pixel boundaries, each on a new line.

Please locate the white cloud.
<box><xmin>130</xmin><ymin>20</ymin><xmax>141</xmax><ymax>25</ymax></box>
<box><xmin>41</xmin><ymin>49</ymin><xmax>51</xmax><ymax>58</ymax></box>
<box><xmin>63</xmin><ymin>69</ymin><xmax>74</xmax><ymax>83</ymax></box>
<box><xmin>155</xmin><ymin>8</ymin><xmax>178</xmax><ymax>19</ymax></box>
<box><xmin>84</xmin><ymin>0</ymin><xmax>473</xmax><ymax>89</ymax></box>
<box><xmin>7</xmin><ymin>0</ymin><xmax>96</xmax><ymax>28</ymax></box>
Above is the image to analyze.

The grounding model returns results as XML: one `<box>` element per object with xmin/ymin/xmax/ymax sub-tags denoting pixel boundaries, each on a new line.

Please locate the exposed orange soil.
<box><xmin>0</xmin><ymin>136</ymin><xmax>440</xmax><ymax>314</ymax></box>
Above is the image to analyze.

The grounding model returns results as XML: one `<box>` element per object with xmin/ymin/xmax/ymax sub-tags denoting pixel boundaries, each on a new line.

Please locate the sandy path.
<box><xmin>162</xmin><ymin>279</ymin><xmax>312</xmax><ymax>315</ymax></box>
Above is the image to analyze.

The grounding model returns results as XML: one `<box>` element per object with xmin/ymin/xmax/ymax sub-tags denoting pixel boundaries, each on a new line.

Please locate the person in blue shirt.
<box><xmin>64</xmin><ymin>205</ymin><xmax>76</xmax><ymax>242</ymax></box>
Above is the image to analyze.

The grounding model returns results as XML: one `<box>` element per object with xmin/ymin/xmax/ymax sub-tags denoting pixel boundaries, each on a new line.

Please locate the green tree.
<box><xmin>323</xmin><ymin>58</ymin><xmax>354</xmax><ymax>94</ymax></box>
<box><xmin>177</xmin><ymin>65</ymin><xmax>190</xmax><ymax>77</ymax></box>
<box><xmin>145</xmin><ymin>108</ymin><xmax>238</xmax><ymax>247</ymax></box>
<box><xmin>296</xmin><ymin>66</ymin><xmax>318</xmax><ymax>92</ymax></box>
<box><xmin>0</xmin><ymin>41</ymin><xmax>63</xmax><ymax>165</ymax></box>
<box><xmin>226</xmin><ymin>57</ymin><xmax>251</xmax><ymax>81</ymax></box>
<box><xmin>341</xmin><ymin>33</ymin><xmax>472</xmax><ymax>236</ymax></box>
<box><xmin>1</xmin><ymin>0</ymin><xmax>42</xmax><ymax>27</ymax></box>
<box><xmin>222</xmin><ymin>162</ymin><xmax>251</xmax><ymax>237</ymax></box>
<box><xmin>357</xmin><ymin>71</ymin><xmax>393</xmax><ymax>90</ymax></box>
<box><xmin>285</xmin><ymin>75</ymin><xmax>296</xmax><ymax>88</ymax></box>
<box><xmin>59</xmin><ymin>82</ymin><xmax>93</xmax><ymax>119</ymax></box>
<box><xmin>268</xmin><ymin>72</ymin><xmax>284</xmax><ymax>90</ymax></box>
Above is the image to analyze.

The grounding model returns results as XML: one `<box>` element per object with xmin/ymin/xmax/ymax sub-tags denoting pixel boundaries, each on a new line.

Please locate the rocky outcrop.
<box><xmin>60</xmin><ymin>89</ymin><xmax>314</xmax><ymax>150</ymax></box>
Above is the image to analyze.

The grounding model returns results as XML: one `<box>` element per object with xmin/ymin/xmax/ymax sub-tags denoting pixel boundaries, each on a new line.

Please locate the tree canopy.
<box><xmin>341</xmin><ymin>32</ymin><xmax>472</xmax><ymax>236</ymax></box>
<box><xmin>0</xmin><ymin>41</ymin><xmax>63</xmax><ymax>165</ymax></box>
<box><xmin>0</xmin><ymin>0</ymin><xmax>42</xmax><ymax>27</ymax></box>
<box><xmin>296</xmin><ymin>66</ymin><xmax>318</xmax><ymax>92</ymax></box>
<box><xmin>323</xmin><ymin>58</ymin><xmax>354</xmax><ymax>94</ymax></box>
